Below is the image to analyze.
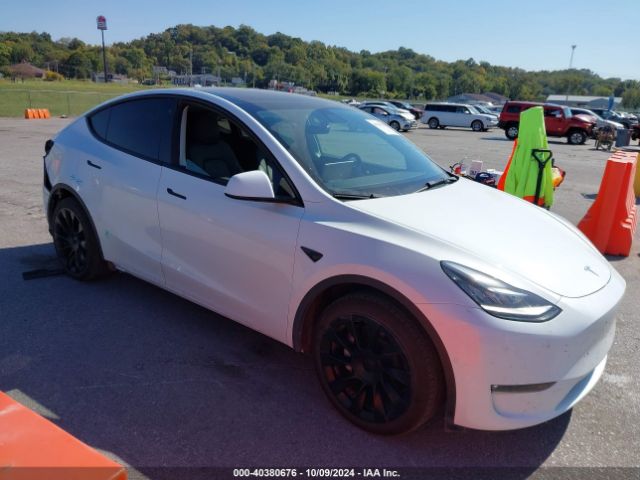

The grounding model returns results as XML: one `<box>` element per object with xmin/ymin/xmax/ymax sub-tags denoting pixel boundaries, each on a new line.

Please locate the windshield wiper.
<box><xmin>414</xmin><ymin>176</ymin><xmax>458</xmax><ymax>193</ymax></box>
<box><xmin>332</xmin><ymin>192</ymin><xmax>380</xmax><ymax>200</ymax></box>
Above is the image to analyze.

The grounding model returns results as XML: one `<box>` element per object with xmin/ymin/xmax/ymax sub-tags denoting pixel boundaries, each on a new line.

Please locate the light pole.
<box><xmin>569</xmin><ymin>44</ymin><xmax>577</xmax><ymax>69</ymax></box>
<box><xmin>565</xmin><ymin>44</ymin><xmax>577</xmax><ymax>103</ymax></box>
<box><xmin>96</xmin><ymin>16</ymin><xmax>108</xmax><ymax>82</ymax></box>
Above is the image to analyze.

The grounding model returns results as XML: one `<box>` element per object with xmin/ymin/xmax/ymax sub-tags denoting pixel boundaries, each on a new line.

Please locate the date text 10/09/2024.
<box><xmin>233</xmin><ymin>468</ymin><xmax>400</xmax><ymax>478</ymax></box>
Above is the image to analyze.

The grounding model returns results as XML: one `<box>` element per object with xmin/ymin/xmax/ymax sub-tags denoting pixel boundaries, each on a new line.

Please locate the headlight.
<box><xmin>441</xmin><ymin>261</ymin><xmax>561</xmax><ymax>322</ymax></box>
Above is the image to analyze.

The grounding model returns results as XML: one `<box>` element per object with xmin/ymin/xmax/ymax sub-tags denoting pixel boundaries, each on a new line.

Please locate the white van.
<box><xmin>421</xmin><ymin>102</ymin><xmax>498</xmax><ymax>131</ymax></box>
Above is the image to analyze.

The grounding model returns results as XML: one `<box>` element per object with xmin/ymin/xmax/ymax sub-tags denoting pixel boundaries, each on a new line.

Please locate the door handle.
<box><xmin>87</xmin><ymin>160</ymin><xmax>102</xmax><ymax>169</ymax></box>
<box><xmin>167</xmin><ymin>188</ymin><xmax>187</xmax><ymax>200</ymax></box>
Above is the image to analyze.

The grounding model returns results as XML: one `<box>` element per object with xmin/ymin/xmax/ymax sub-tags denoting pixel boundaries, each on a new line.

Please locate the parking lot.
<box><xmin>0</xmin><ymin>117</ymin><xmax>638</xmax><ymax>479</ymax></box>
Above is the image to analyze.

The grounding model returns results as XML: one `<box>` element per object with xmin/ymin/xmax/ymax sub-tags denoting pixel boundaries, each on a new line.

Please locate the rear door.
<box><xmin>440</xmin><ymin>105</ymin><xmax>456</xmax><ymax>126</ymax></box>
<box><xmin>83</xmin><ymin>97</ymin><xmax>176</xmax><ymax>285</ymax></box>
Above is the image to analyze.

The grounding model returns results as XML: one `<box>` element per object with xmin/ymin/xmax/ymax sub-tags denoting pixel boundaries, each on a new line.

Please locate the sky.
<box><xmin>2</xmin><ymin>0</ymin><xmax>639</xmax><ymax>80</ymax></box>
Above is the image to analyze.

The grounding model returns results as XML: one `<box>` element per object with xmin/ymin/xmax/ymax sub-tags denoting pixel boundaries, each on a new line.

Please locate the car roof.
<box><xmin>85</xmin><ymin>87</ymin><xmax>353</xmax><ymax>118</ymax></box>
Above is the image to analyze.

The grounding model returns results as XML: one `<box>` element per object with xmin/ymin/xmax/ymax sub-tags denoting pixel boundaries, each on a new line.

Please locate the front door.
<box><xmin>157</xmin><ymin>103</ymin><xmax>304</xmax><ymax>343</ymax></box>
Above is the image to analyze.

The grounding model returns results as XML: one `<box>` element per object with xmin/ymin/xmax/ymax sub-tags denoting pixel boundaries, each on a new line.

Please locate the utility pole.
<box><xmin>96</xmin><ymin>16</ymin><xmax>108</xmax><ymax>82</ymax></box>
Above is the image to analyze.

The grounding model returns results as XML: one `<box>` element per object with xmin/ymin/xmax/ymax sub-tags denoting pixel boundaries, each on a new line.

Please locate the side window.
<box><xmin>544</xmin><ymin>108</ymin><xmax>561</xmax><ymax>118</ymax></box>
<box><xmin>89</xmin><ymin>108</ymin><xmax>110</xmax><ymax>140</ymax></box>
<box><xmin>506</xmin><ymin>105</ymin><xmax>521</xmax><ymax>113</ymax></box>
<box><xmin>95</xmin><ymin>98</ymin><xmax>176</xmax><ymax>162</ymax></box>
<box><xmin>180</xmin><ymin>105</ymin><xmax>295</xmax><ymax>199</ymax></box>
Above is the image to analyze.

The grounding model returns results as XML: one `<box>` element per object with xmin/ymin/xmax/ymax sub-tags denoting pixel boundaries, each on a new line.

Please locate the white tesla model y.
<box><xmin>43</xmin><ymin>88</ymin><xmax>625</xmax><ymax>434</ymax></box>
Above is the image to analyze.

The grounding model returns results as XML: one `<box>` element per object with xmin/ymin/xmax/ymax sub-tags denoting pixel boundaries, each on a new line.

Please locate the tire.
<box><xmin>568</xmin><ymin>130</ymin><xmax>587</xmax><ymax>145</ymax></box>
<box><xmin>52</xmin><ymin>197</ymin><xmax>108</xmax><ymax>280</ymax></box>
<box><xmin>427</xmin><ymin>118</ymin><xmax>439</xmax><ymax>129</ymax></box>
<box><xmin>505</xmin><ymin>124</ymin><xmax>519</xmax><ymax>140</ymax></box>
<box><xmin>389</xmin><ymin>121</ymin><xmax>401</xmax><ymax>131</ymax></box>
<box><xmin>313</xmin><ymin>292</ymin><xmax>444</xmax><ymax>435</ymax></box>
<box><xmin>471</xmin><ymin>120</ymin><xmax>483</xmax><ymax>132</ymax></box>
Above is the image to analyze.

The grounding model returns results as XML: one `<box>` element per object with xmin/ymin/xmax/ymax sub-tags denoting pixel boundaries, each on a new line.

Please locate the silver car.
<box><xmin>358</xmin><ymin>104</ymin><xmax>417</xmax><ymax>131</ymax></box>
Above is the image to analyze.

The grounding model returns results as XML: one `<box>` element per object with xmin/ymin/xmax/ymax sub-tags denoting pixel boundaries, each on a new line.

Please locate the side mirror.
<box><xmin>225</xmin><ymin>170</ymin><xmax>275</xmax><ymax>201</ymax></box>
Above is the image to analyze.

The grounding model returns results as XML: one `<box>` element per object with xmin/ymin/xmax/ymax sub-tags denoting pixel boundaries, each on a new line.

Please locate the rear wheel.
<box><xmin>52</xmin><ymin>197</ymin><xmax>108</xmax><ymax>280</ymax></box>
<box><xmin>568</xmin><ymin>130</ymin><xmax>587</xmax><ymax>145</ymax></box>
<box><xmin>427</xmin><ymin>118</ymin><xmax>439</xmax><ymax>129</ymax></box>
<box><xmin>505</xmin><ymin>124</ymin><xmax>519</xmax><ymax>140</ymax></box>
<box><xmin>471</xmin><ymin>120</ymin><xmax>483</xmax><ymax>132</ymax></box>
<box><xmin>313</xmin><ymin>292</ymin><xmax>444</xmax><ymax>435</ymax></box>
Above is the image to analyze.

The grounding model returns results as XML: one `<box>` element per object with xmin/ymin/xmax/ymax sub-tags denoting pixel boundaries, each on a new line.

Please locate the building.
<box><xmin>546</xmin><ymin>95</ymin><xmax>622</xmax><ymax>109</ymax></box>
<box><xmin>171</xmin><ymin>74</ymin><xmax>220</xmax><ymax>87</ymax></box>
<box><xmin>8</xmin><ymin>62</ymin><xmax>44</xmax><ymax>79</ymax></box>
<box><xmin>92</xmin><ymin>72</ymin><xmax>130</xmax><ymax>84</ymax></box>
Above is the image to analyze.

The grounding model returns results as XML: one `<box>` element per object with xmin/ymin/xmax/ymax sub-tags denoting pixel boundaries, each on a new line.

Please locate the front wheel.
<box><xmin>313</xmin><ymin>292</ymin><xmax>444</xmax><ymax>435</ymax></box>
<box><xmin>52</xmin><ymin>197</ymin><xmax>108</xmax><ymax>280</ymax></box>
<box><xmin>471</xmin><ymin>120</ymin><xmax>483</xmax><ymax>132</ymax></box>
<box><xmin>505</xmin><ymin>124</ymin><xmax>519</xmax><ymax>140</ymax></box>
<box><xmin>568</xmin><ymin>130</ymin><xmax>587</xmax><ymax>145</ymax></box>
<box><xmin>389</xmin><ymin>121</ymin><xmax>401</xmax><ymax>131</ymax></box>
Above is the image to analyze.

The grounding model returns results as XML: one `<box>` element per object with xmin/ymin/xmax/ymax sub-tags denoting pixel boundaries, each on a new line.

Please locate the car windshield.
<box><xmin>468</xmin><ymin>105</ymin><xmax>481</xmax><ymax>113</ymax></box>
<box><xmin>216</xmin><ymin>92</ymin><xmax>447</xmax><ymax>198</ymax></box>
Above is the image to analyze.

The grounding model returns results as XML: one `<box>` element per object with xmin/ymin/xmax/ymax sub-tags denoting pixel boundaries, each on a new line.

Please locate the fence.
<box><xmin>0</xmin><ymin>89</ymin><xmax>122</xmax><ymax>117</ymax></box>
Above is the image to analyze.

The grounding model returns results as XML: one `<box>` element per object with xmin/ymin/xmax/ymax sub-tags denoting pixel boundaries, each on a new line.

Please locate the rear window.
<box><xmin>88</xmin><ymin>98</ymin><xmax>176</xmax><ymax>163</ymax></box>
<box><xmin>89</xmin><ymin>109</ymin><xmax>110</xmax><ymax>139</ymax></box>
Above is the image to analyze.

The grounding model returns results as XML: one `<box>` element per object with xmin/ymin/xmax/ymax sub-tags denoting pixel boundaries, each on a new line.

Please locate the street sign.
<box><xmin>96</xmin><ymin>16</ymin><xmax>107</xmax><ymax>30</ymax></box>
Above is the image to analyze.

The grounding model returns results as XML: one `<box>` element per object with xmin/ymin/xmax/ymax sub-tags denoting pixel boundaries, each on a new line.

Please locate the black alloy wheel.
<box><xmin>313</xmin><ymin>293</ymin><xmax>444</xmax><ymax>435</ymax></box>
<box><xmin>52</xmin><ymin>197</ymin><xmax>108</xmax><ymax>280</ymax></box>
<box><xmin>54</xmin><ymin>207</ymin><xmax>88</xmax><ymax>276</ymax></box>
<box><xmin>319</xmin><ymin>314</ymin><xmax>412</xmax><ymax>424</ymax></box>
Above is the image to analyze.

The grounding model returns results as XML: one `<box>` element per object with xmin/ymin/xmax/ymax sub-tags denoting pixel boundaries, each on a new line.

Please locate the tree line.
<box><xmin>2</xmin><ymin>25</ymin><xmax>640</xmax><ymax>108</ymax></box>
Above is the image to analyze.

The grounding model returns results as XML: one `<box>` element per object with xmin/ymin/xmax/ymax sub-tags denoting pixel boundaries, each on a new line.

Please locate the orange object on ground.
<box><xmin>497</xmin><ymin>139</ymin><xmax>517</xmax><ymax>191</ymax></box>
<box><xmin>0</xmin><ymin>392</ymin><xmax>127</xmax><ymax>480</ymax></box>
<box><xmin>23</xmin><ymin>108</ymin><xmax>51</xmax><ymax>119</ymax></box>
<box><xmin>578</xmin><ymin>151</ymin><xmax>637</xmax><ymax>256</ymax></box>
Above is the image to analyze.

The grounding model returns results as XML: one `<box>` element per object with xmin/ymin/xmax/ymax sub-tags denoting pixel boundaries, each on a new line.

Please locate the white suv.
<box><xmin>43</xmin><ymin>88</ymin><xmax>624</xmax><ymax>434</ymax></box>
<box><xmin>421</xmin><ymin>102</ymin><xmax>498</xmax><ymax>131</ymax></box>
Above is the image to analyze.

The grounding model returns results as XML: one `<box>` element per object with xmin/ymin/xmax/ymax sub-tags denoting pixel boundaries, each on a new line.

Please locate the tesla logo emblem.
<box><xmin>584</xmin><ymin>265</ymin><xmax>600</xmax><ymax>277</ymax></box>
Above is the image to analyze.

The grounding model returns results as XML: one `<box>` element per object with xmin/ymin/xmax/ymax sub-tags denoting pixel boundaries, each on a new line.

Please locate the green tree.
<box><xmin>622</xmin><ymin>88</ymin><xmax>640</xmax><ymax>110</ymax></box>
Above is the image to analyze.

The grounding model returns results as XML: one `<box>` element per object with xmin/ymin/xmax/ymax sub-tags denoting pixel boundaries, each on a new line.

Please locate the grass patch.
<box><xmin>0</xmin><ymin>79</ymin><xmax>154</xmax><ymax>117</ymax></box>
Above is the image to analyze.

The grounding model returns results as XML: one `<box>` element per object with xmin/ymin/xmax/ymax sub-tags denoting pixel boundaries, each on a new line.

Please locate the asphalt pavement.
<box><xmin>0</xmin><ymin>117</ymin><xmax>638</xmax><ymax>479</ymax></box>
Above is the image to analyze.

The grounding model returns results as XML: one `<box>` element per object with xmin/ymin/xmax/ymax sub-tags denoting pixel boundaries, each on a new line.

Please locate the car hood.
<box><xmin>351</xmin><ymin>180</ymin><xmax>611</xmax><ymax>298</ymax></box>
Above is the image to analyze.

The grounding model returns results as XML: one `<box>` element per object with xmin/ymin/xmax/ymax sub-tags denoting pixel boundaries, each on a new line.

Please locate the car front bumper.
<box><xmin>417</xmin><ymin>268</ymin><xmax>625</xmax><ymax>430</ymax></box>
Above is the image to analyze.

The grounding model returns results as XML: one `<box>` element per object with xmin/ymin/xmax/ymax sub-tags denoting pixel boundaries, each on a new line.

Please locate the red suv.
<box><xmin>499</xmin><ymin>101</ymin><xmax>595</xmax><ymax>144</ymax></box>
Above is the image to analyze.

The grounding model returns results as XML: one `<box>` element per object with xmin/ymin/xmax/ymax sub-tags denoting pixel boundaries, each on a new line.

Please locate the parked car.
<box><xmin>568</xmin><ymin>108</ymin><xmax>624</xmax><ymax>138</ymax></box>
<box><xmin>43</xmin><ymin>88</ymin><xmax>625</xmax><ymax>434</ymax></box>
<box><xmin>387</xmin><ymin>100</ymin><xmax>423</xmax><ymax>119</ymax></box>
<box><xmin>358</xmin><ymin>104</ymin><xmax>417</xmax><ymax>131</ymax></box>
<box><xmin>359</xmin><ymin>101</ymin><xmax>414</xmax><ymax>119</ymax></box>
<box><xmin>421</xmin><ymin>102</ymin><xmax>498</xmax><ymax>131</ymax></box>
<box><xmin>470</xmin><ymin>104</ymin><xmax>498</xmax><ymax>118</ymax></box>
<box><xmin>590</xmin><ymin>109</ymin><xmax>637</xmax><ymax>129</ymax></box>
<box><xmin>499</xmin><ymin>101</ymin><xmax>595</xmax><ymax>144</ymax></box>
<box><xmin>632</xmin><ymin>124</ymin><xmax>640</xmax><ymax>143</ymax></box>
